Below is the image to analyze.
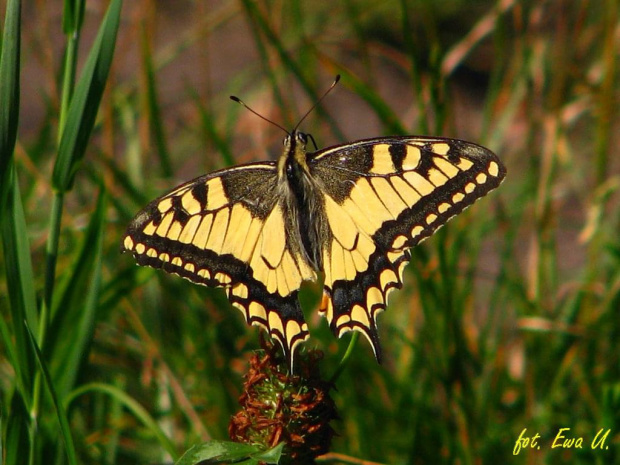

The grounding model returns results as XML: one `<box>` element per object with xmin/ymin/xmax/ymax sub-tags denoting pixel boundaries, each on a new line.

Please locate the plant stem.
<box><xmin>44</xmin><ymin>191</ymin><xmax>64</xmax><ymax>316</ymax></box>
<box><xmin>328</xmin><ymin>332</ymin><xmax>359</xmax><ymax>385</ymax></box>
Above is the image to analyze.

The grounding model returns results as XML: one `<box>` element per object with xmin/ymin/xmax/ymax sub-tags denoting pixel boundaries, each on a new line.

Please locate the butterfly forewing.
<box><xmin>122</xmin><ymin>162</ymin><xmax>316</xmax><ymax>365</ymax></box>
<box><xmin>309</xmin><ymin>136</ymin><xmax>506</xmax><ymax>358</ymax></box>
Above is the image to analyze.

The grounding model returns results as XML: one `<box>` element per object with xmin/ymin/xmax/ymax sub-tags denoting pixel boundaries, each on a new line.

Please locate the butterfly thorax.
<box><xmin>277</xmin><ymin>131</ymin><xmax>325</xmax><ymax>271</ymax></box>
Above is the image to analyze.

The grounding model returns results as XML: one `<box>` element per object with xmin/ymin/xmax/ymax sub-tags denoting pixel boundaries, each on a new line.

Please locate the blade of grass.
<box><xmin>26</xmin><ymin>324</ymin><xmax>78</xmax><ymax>465</ymax></box>
<box><xmin>0</xmin><ymin>10</ymin><xmax>30</xmax><ymax>447</ymax></box>
<box><xmin>47</xmin><ymin>187</ymin><xmax>106</xmax><ymax>398</ymax></box>
<box><xmin>594</xmin><ymin>0</ymin><xmax>616</xmax><ymax>186</ymax></box>
<box><xmin>238</xmin><ymin>0</ymin><xmax>292</xmax><ymax>128</ymax></box>
<box><xmin>66</xmin><ymin>383</ymin><xmax>179</xmax><ymax>460</ymax></box>
<box><xmin>1</xmin><ymin>170</ymin><xmax>37</xmax><ymax>400</ymax></box>
<box><xmin>441</xmin><ymin>0</ymin><xmax>517</xmax><ymax>78</ymax></box>
<box><xmin>315</xmin><ymin>52</ymin><xmax>407</xmax><ymax>135</ymax></box>
<box><xmin>239</xmin><ymin>0</ymin><xmax>345</xmax><ymax>139</ymax></box>
<box><xmin>3</xmin><ymin>388</ymin><xmax>30</xmax><ymax>465</ymax></box>
<box><xmin>58</xmin><ymin>0</ymin><xmax>85</xmax><ymax>136</ymax></box>
<box><xmin>0</xmin><ymin>0</ymin><xmax>20</xmax><ymax>212</ymax></box>
<box><xmin>328</xmin><ymin>332</ymin><xmax>360</xmax><ymax>384</ymax></box>
<box><xmin>62</xmin><ymin>0</ymin><xmax>85</xmax><ymax>33</ymax></box>
<box><xmin>52</xmin><ymin>0</ymin><xmax>122</xmax><ymax>193</ymax></box>
<box><xmin>399</xmin><ymin>0</ymin><xmax>428</xmax><ymax>134</ymax></box>
<box><xmin>343</xmin><ymin>0</ymin><xmax>375</xmax><ymax>86</ymax></box>
<box><xmin>29</xmin><ymin>7</ymin><xmax>122</xmax><ymax>462</ymax></box>
<box><xmin>187</xmin><ymin>85</ymin><xmax>235</xmax><ymax>167</ymax></box>
<box><xmin>140</xmin><ymin>20</ymin><xmax>172</xmax><ymax>178</ymax></box>
<box><xmin>102</xmin><ymin>377</ymin><xmax>125</xmax><ymax>465</ymax></box>
<box><xmin>45</xmin><ymin>0</ymin><xmax>122</xmax><ymax>326</ymax></box>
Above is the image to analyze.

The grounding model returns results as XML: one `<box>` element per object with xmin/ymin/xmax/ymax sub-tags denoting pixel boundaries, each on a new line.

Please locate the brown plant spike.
<box><xmin>229</xmin><ymin>342</ymin><xmax>337</xmax><ymax>464</ymax></box>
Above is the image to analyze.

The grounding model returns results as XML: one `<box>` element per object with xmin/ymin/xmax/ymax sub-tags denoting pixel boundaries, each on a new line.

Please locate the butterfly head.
<box><xmin>284</xmin><ymin>130</ymin><xmax>309</xmax><ymax>147</ymax></box>
<box><xmin>279</xmin><ymin>130</ymin><xmax>311</xmax><ymax>178</ymax></box>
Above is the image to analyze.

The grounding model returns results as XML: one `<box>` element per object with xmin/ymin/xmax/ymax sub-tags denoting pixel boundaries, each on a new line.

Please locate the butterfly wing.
<box><xmin>122</xmin><ymin>162</ymin><xmax>316</xmax><ymax>366</ymax></box>
<box><xmin>309</xmin><ymin>136</ymin><xmax>506</xmax><ymax>360</ymax></box>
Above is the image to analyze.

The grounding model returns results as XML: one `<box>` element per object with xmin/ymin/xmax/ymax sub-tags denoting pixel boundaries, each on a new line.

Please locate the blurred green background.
<box><xmin>1</xmin><ymin>0</ymin><xmax>619</xmax><ymax>463</ymax></box>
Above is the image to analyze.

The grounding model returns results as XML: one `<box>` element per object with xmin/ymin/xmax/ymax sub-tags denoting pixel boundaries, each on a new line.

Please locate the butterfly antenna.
<box><xmin>307</xmin><ymin>133</ymin><xmax>318</xmax><ymax>150</ymax></box>
<box><xmin>293</xmin><ymin>74</ymin><xmax>341</xmax><ymax>132</ymax></box>
<box><xmin>230</xmin><ymin>96</ymin><xmax>289</xmax><ymax>135</ymax></box>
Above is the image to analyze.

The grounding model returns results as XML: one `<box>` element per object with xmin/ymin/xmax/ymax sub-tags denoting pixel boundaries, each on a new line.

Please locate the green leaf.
<box><xmin>175</xmin><ymin>440</ymin><xmax>283</xmax><ymax>465</ymax></box>
<box><xmin>0</xmin><ymin>0</ymin><xmax>21</xmax><ymax>211</ymax></box>
<box><xmin>26</xmin><ymin>324</ymin><xmax>78</xmax><ymax>465</ymax></box>
<box><xmin>3</xmin><ymin>388</ymin><xmax>31</xmax><ymax>465</ymax></box>
<box><xmin>47</xmin><ymin>187</ymin><xmax>106</xmax><ymax>397</ymax></box>
<box><xmin>251</xmin><ymin>442</ymin><xmax>284</xmax><ymax>463</ymax></box>
<box><xmin>140</xmin><ymin>22</ymin><xmax>172</xmax><ymax>178</ymax></box>
<box><xmin>188</xmin><ymin>85</ymin><xmax>235</xmax><ymax>167</ymax></box>
<box><xmin>1</xmin><ymin>168</ymin><xmax>38</xmax><ymax>399</ymax></box>
<box><xmin>62</xmin><ymin>0</ymin><xmax>85</xmax><ymax>35</ymax></box>
<box><xmin>334</xmin><ymin>66</ymin><xmax>406</xmax><ymax>135</ymax></box>
<box><xmin>52</xmin><ymin>0</ymin><xmax>122</xmax><ymax>192</ymax></box>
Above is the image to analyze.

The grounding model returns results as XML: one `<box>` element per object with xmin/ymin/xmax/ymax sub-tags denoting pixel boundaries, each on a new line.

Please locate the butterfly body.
<box><xmin>278</xmin><ymin>131</ymin><xmax>327</xmax><ymax>270</ymax></box>
<box><xmin>123</xmin><ymin>132</ymin><xmax>505</xmax><ymax>370</ymax></box>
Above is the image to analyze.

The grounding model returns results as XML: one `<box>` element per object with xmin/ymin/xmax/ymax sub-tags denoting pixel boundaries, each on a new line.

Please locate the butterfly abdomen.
<box><xmin>279</xmin><ymin>131</ymin><xmax>328</xmax><ymax>272</ymax></box>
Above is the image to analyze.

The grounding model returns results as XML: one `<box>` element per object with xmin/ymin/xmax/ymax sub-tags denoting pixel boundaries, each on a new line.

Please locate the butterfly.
<box><xmin>122</xmin><ymin>83</ymin><xmax>506</xmax><ymax>371</ymax></box>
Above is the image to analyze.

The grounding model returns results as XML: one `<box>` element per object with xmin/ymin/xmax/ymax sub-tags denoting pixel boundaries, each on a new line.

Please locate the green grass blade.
<box><xmin>329</xmin><ymin>332</ymin><xmax>360</xmax><ymax>384</ymax></box>
<box><xmin>66</xmin><ymin>383</ymin><xmax>179</xmax><ymax>460</ymax></box>
<box><xmin>188</xmin><ymin>85</ymin><xmax>235</xmax><ymax>167</ymax></box>
<box><xmin>101</xmin><ymin>377</ymin><xmax>125</xmax><ymax>465</ymax></box>
<box><xmin>0</xmin><ymin>315</ymin><xmax>25</xmax><ymax>395</ymax></box>
<box><xmin>239</xmin><ymin>0</ymin><xmax>345</xmax><ymax>139</ymax></box>
<box><xmin>238</xmin><ymin>2</ymin><xmax>291</xmax><ymax>128</ymax></box>
<box><xmin>594</xmin><ymin>0</ymin><xmax>617</xmax><ymax>186</ymax></box>
<box><xmin>47</xmin><ymin>187</ymin><xmax>106</xmax><ymax>397</ymax></box>
<box><xmin>399</xmin><ymin>0</ymin><xmax>428</xmax><ymax>134</ymax></box>
<box><xmin>1</xmin><ymin>169</ymin><xmax>38</xmax><ymax>397</ymax></box>
<box><xmin>140</xmin><ymin>22</ymin><xmax>173</xmax><ymax>178</ymax></box>
<box><xmin>52</xmin><ymin>0</ymin><xmax>122</xmax><ymax>193</ymax></box>
<box><xmin>25</xmin><ymin>324</ymin><xmax>78</xmax><ymax>465</ymax></box>
<box><xmin>44</xmin><ymin>0</ymin><xmax>122</xmax><ymax>350</ymax></box>
<box><xmin>0</xmin><ymin>0</ymin><xmax>20</xmax><ymax>210</ymax></box>
<box><xmin>62</xmin><ymin>0</ymin><xmax>85</xmax><ymax>34</ymax></box>
<box><xmin>58</xmin><ymin>0</ymin><xmax>86</xmax><ymax>138</ymax></box>
<box><xmin>333</xmin><ymin>65</ymin><xmax>407</xmax><ymax>135</ymax></box>
<box><xmin>3</xmin><ymin>388</ymin><xmax>31</xmax><ymax>465</ymax></box>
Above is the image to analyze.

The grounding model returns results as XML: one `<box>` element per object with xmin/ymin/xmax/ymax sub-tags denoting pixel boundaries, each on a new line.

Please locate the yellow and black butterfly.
<box><xmin>122</xmin><ymin>83</ymin><xmax>505</xmax><ymax>370</ymax></box>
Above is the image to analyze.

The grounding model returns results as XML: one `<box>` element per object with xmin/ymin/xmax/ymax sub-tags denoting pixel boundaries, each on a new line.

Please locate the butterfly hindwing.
<box><xmin>122</xmin><ymin>162</ymin><xmax>316</xmax><ymax>365</ymax></box>
<box><xmin>310</xmin><ymin>136</ymin><xmax>506</xmax><ymax>358</ymax></box>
